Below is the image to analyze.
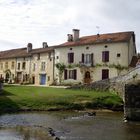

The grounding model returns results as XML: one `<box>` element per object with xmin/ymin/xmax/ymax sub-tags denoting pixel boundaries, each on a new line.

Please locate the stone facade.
<box><xmin>124</xmin><ymin>83</ymin><xmax>140</xmax><ymax>121</ymax></box>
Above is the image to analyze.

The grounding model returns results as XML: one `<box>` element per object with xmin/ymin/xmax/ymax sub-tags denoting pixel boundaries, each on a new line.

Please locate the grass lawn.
<box><xmin>0</xmin><ymin>85</ymin><xmax>123</xmax><ymax>113</ymax></box>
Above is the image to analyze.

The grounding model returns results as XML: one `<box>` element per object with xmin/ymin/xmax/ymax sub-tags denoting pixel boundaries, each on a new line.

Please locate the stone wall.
<box><xmin>124</xmin><ymin>83</ymin><xmax>140</xmax><ymax>121</ymax></box>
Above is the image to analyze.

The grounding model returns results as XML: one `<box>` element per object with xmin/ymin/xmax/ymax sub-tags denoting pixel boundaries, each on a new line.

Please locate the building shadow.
<box><xmin>0</xmin><ymin>89</ymin><xmax>20</xmax><ymax>114</ymax></box>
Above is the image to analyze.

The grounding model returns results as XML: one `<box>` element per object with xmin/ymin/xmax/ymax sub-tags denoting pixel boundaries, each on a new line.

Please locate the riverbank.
<box><xmin>0</xmin><ymin>85</ymin><xmax>123</xmax><ymax>114</ymax></box>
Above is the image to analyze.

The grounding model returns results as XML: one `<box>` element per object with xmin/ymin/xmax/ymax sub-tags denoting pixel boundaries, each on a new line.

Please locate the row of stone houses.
<box><xmin>0</xmin><ymin>29</ymin><xmax>137</xmax><ymax>86</ymax></box>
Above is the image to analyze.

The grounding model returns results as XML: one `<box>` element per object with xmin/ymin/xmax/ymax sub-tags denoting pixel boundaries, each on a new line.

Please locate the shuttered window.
<box><xmin>68</xmin><ymin>53</ymin><xmax>74</xmax><ymax>63</ymax></box>
<box><xmin>81</xmin><ymin>53</ymin><xmax>94</xmax><ymax>64</ymax></box>
<box><xmin>102</xmin><ymin>51</ymin><xmax>109</xmax><ymax>62</ymax></box>
<box><xmin>64</xmin><ymin>69</ymin><xmax>67</xmax><ymax>80</ymax></box>
<box><xmin>64</xmin><ymin>69</ymin><xmax>77</xmax><ymax>80</ymax></box>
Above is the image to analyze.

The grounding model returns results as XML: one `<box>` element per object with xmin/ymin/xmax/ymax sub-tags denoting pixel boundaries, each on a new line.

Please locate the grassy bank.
<box><xmin>0</xmin><ymin>85</ymin><xmax>123</xmax><ymax>113</ymax></box>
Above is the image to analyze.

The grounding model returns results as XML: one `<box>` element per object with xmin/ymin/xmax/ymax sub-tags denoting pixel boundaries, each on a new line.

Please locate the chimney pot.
<box><xmin>73</xmin><ymin>29</ymin><xmax>80</xmax><ymax>41</ymax></box>
<box><xmin>27</xmin><ymin>43</ymin><xmax>32</xmax><ymax>53</ymax></box>
<box><xmin>67</xmin><ymin>34</ymin><xmax>73</xmax><ymax>42</ymax></box>
<box><xmin>43</xmin><ymin>42</ymin><xmax>48</xmax><ymax>48</ymax></box>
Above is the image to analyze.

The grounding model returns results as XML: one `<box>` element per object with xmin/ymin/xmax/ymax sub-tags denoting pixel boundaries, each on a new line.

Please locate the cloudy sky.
<box><xmin>0</xmin><ymin>0</ymin><xmax>140</xmax><ymax>52</ymax></box>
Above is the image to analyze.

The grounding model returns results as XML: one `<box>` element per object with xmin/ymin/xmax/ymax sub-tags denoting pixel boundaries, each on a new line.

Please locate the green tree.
<box><xmin>55</xmin><ymin>63</ymin><xmax>66</xmax><ymax>84</ymax></box>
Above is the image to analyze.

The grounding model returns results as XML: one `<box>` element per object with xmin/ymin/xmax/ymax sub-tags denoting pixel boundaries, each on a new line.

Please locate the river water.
<box><xmin>0</xmin><ymin>111</ymin><xmax>140</xmax><ymax>140</ymax></box>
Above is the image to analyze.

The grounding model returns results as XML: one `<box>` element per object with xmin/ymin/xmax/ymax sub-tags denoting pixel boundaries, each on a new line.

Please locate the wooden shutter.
<box><xmin>105</xmin><ymin>51</ymin><xmax>109</xmax><ymax>62</ymax></box>
<box><xmin>64</xmin><ymin>69</ymin><xmax>67</xmax><ymax>80</ymax></box>
<box><xmin>71</xmin><ymin>53</ymin><xmax>74</xmax><ymax>63</ymax></box>
<box><xmin>102</xmin><ymin>51</ymin><xmax>105</xmax><ymax>62</ymax></box>
<box><xmin>68</xmin><ymin>53</ymin><xmax>74</xmax><ymax>63</ymax></box>
<box><xmin>102</xmin><ymin>51</ymin><xmax>109</xmax><ymax>62</ymax></box>
<box><xmin>82</xmin><ymin>53</ymin><xmax>84</xmax><ymax>63</ymax></box>
<box><xmin>73</xmin><ymin>69</ymin><xmax>77</xmax><ymax>80</ymax></box>
<box><xmin>68</xmin><ymin>53</ymin><xmax>70</xmax><ymax>63</ymax></box>
<box><xmin>91</xmin><ymin>53</ymin><xmax>94</xmax><ymax>66</ymax></box>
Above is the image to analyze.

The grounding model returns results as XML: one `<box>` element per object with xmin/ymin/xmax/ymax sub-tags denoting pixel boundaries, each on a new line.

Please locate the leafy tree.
<box><xmin>55</xmin><ymin>63</ymin><xmax>66</xmax><ymax>84</ymax></box>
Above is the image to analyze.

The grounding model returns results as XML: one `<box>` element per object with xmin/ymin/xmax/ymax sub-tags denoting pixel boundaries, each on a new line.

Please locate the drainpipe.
<box><xmin>29</xmin><ymin>56</ymin><xmax>32</xmax><ymax>83</ymax></box>
<box><xmin>52</xmin><ymin>50</ymin><xmax>55</xmax><ymax>83</ymax></box>
<box><xmin>15</xmin><ymin>57</ymin><xmax>17</xmax><ymax>83</ymax></box>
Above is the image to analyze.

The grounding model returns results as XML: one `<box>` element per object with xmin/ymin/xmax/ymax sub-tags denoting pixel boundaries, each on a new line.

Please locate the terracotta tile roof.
<box><xmin>31</xmin><ymin>47</ymin><xmax>54</xmax><ymax>54</ymax></box>
<box><xmin>57</xmin><ymin>31</ymin><xmax>134</xmax><ymax>48</ymax></box>
<box><xmin>0</xmin><ymin>48</ymin><xmax>31</xmax><ymax>59</ymax></box>
<box><xmin>0</xmin><ymin>47</ymin><xmax>54</xmax><ymax>59</ymax></box>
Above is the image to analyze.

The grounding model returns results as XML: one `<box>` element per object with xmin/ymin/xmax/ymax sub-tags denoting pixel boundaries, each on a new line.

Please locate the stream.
<box><xmin>0</xmin><ymin>111</ymin><xmax>140</xmax><ymax>140</ymax></box>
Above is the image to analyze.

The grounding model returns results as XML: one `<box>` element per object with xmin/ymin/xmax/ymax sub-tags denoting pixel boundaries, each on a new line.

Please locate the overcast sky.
<box><xmin>0</xmin><ymin>0</ymin><xmax>140</xmax><ymax>52</ymax></box>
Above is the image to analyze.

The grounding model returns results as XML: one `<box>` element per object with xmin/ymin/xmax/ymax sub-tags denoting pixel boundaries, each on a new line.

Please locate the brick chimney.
<box><xmin>73</xmin><ymin>29</ymin><xmax>80</xmax><ymax>41</ymax></box>
<box><xmin>67</xmin><ymin>34</ymin><xmax>73</xmax><ymax>42</ymax></box>
<box><xmin>27</xmin><ymin>43</ymin><xmax>32</xmax><ymax>53</ymax></box>
<box><xmin>42</xmin><ymin>42</ymin><xmax>48</xmax><ymax>48</ymax></box>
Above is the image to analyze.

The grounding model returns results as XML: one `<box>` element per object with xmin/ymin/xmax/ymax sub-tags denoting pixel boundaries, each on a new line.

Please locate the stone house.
<box><xmin>0</xmin><ymin>29</ymin><xmax>137</xmax><ymax>85</ymax></box>
<box><xmin>0</xmin><ymin>43</ymin><xmax>54</xmax><ymax>86</ymax></box>
<box><xmin>54</xmin><ymin>29</ymin><xmax>137</xmax><ymax>84</ymax></box>
<box><xmin>30</xmin><ymin>43</ymin><xmax>54</xmax><ymax>85</ymax></box>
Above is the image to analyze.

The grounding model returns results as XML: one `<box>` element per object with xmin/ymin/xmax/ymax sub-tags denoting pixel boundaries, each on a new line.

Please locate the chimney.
<box><xmin>43</xmin><ymin>42</ymin><xmax>48</xmax><ymax>48</ymax></box>
<box><xmin>27</xmin><ymin>43</ymin><xmax>32</xmax><ymax>53</ymax></box>
<box><xmin>73</xmin><ymin>29</ymin><xmax>80</xmax><ymax>41</ymax></box>
<box><xmin>67</xmin><ymin>34</ymin><xmax>73</xmax><ymax>42</ymax></box>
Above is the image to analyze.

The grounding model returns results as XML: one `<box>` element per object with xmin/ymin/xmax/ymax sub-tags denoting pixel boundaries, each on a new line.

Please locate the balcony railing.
<box><xmin>79</xmin><ymin>61</ymin><xmax>94</xmax><ymax>67</ymax></box>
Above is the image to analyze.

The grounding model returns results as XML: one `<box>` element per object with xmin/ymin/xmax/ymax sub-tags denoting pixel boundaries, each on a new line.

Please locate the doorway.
<box><xmin>84</xmin><ymin>71</ymin><xmax>91</xmax><ymax>84</ymax></box>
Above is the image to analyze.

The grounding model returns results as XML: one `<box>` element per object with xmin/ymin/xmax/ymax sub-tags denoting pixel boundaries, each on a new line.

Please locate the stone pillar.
<box><xmin>124</xmin><ymin>83</ymin><xmax>140</xmax><ymax>121</ymax></box>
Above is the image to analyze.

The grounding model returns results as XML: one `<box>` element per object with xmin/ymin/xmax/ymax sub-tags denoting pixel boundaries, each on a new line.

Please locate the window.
<box><xmin>86</xmin><ymin>47</ymin><xmax>89</xmax><ymax>50</ymax></box>
<box><xmin>81</xmin><ymin>53</ymin><xmax>94</xmax><ymax>65</ymax></box>
<box><xmin>5</xmin><ymin>62</ymin><xmax>8</xmax><ymax>69</ymax></box>
<box><xmin>104</xmin><ymin>45</ymin><xmax>108</xmax><ymax>48</ymax></box>
<box><xmin>18</xmin><ymin>63</ymin><xmax>20</xmax><ymax>70</ymax></box>
<box><xmin>102</xmin><ymin>51</ymin><xmax>109</xmax><ymax>62</ymax></box>
<box><xmin>33</xmin><ymin>63</ymin><xmax>36</xmax><ymax>71</ymax></box>
<box><xmin>48</xmin><ymin>76</ymin><xmax>50</xmax><ymax>81</ymax></box>
<box><xmin>102</xmin><ymin>69</ymin><xmax>109</xmax><ymax>80</ymax></box>
<box><xmin>70</xmin><ymin>48</ymin><xmax>73</xmax><ymax>50</ymax></box>
<box><xmin>37</xmin><ymin>54</ymin><xmax>40</xmax><ymax>60</ymax></box>
<box><xmin>56</xmin><ymin>56</ymin><xmax>59</xmax><ymax>59</ymax></box>
<box><xmin>0</xmin><ymin>63</ymin><xmax>3</xmax><ymax>70</ymax></box>
<box><xmin>41</xmin><ymin>62</ymin><xmax>46</xmax><ymax>71</ymax></box>
<box><xmin>64</xmin><ymin>69</ymin><xmax>77</xmax><ymax>80</ymax></box>
<box><xmin>117</xmin><ymin>53</ymin><xmax>121</xmax><ymax>57</ymax></box>
<box><xmin>68</xmin><ymin>53</ymin><xmax>74</xmax><ymax>63</ymax></box>
<box><xmin>22</xmin><ymin>62</ymin><xmax>26</xmax><ymax>70</ymax></box>
<box><xmin>11</xmin><ymin>62</ymin><xmax>15</xmax><ymax>69</ymax></box>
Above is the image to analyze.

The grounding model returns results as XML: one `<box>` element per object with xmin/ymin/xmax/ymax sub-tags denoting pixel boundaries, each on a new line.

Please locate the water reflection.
<box><xmin>0</xmin><ymin>111</ymin><xmax>140</xmax><ymax>140</ymax></box>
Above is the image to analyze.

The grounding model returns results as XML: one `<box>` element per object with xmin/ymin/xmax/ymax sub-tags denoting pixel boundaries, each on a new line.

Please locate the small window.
<box><xmin>5</xmin><ymin>62</ymin><xmax>8</xmax><ymax>69</ymax></box>
<box><xmin>104</xmin><ymin>45</ymin><xmax>108</xmax><ymax>48</ymax></box>
<box><xmin>117</xmin><ymin>53</ymin><xmax>121</xmax><ymax>57</ymax></box>
<box><xmin>41</xmin><ymin>62</ymin><xmax>46</xmax><ymax>71</ymax></box>
<box><xmin>33</xmin><ymin>63</ymin><xmax>36</xmax><ymax>71</ymax></box>
<box><xmin>11</xmin><ymin>62</ymin><xmax>15</xmax><ymax>69</ymax></box>
<box><xmin>86</xmin><ymin>47</ymin><xmax>89</xmax><ymax>50</ymax></box>
<box><xmin>70</xmin><ymin>48</ymin><xmax>73</xmax><ymax>50</ymax></box>
<box><xmin>37</xmin><ymin>54</ymin><xmax>40</xmax><ymax>60</ymax></box>
<box><xmin>56</xmin><ymin>56</ymin><xmax>59</xmax><ymax>59</ymax></box>
<box><xmin>22</xmin><ymin>62</ymin><xmax>26</xmax><ymax>70</ymax></box>
<box><xmin>0</xmin><ymin>63</ymin><xmax>3</xmax><ymax>70</ymax></box>
<box><xmin>48</xmin><ymin>76</ymin><xmax>50</xmax><ymax>81</ymax></box>
<box><xmin>102</xmin><ymin>51</ymin><xmax>109</xmax><ymax>62</ymax></box>
<box><xmin>18</xmin><ymin>63</ymin><xmax>20</xmax><ymax>70</ymax></box>
<box><xmin>68</xmin><ymin>53</ymin><xmax>74</xmax><ymax>63</ymax></box>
